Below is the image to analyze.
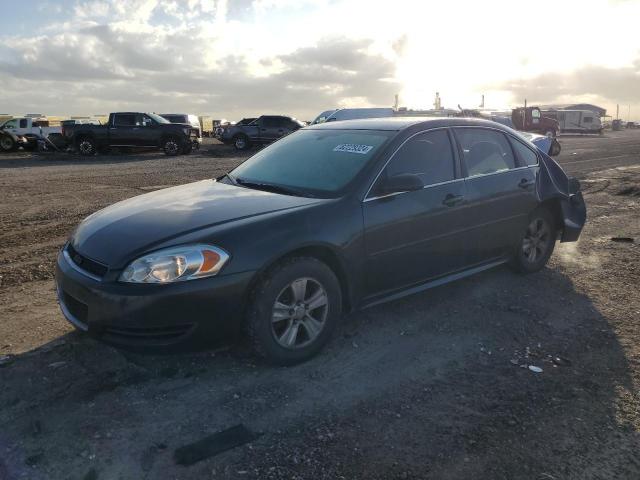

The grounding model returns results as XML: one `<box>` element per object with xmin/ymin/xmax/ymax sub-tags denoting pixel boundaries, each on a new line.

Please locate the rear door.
<box><xmin>363</xmin><ymin>128</ymin><xmax>469</xmax><ymax>296</ymax></box>
<box><xmin>259</xmin><ymin>116</ymin><xmax>288</xmax><ymax>142</ymax></box>
<box><xmin>453</xmin><ymin>127</ymin><xmax>538</xmax><ymax>264</ymax></box>
<box><xmin>109</xmin><ymin>113</ymin><xmax>139</xmax><ymax>146</ymax></box>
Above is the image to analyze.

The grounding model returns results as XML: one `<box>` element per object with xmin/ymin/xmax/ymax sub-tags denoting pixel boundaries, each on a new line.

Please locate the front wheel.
<box><xmin>246</xmin><ymin>257</ymin><xmax>342</xmax><ymax>365</ymax></box>
<box><xmin>162</xmin><ymin>137</ymin><xmax>180</xmax><ymax>156</ymax></box>
<box><xmin>0</xmin><ymin>135</ymin><xmax>16</xmax><ymax>152</ymax></box>
<box><xmin>233</xmin><ymin>134</ymin><xmax>250</xmax><ymax>151</ymax></box>
<box><xmin>510</xmin><ymin>208</ymin><xmax>557</xmax><ymax>274</ymax></box>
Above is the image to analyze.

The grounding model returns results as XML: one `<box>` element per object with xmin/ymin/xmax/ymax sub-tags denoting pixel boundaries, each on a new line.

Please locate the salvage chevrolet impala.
<box><xmin>56</xmin><ymin>118</ymin><xmax>586</xmax><ymax>365</ymax></box>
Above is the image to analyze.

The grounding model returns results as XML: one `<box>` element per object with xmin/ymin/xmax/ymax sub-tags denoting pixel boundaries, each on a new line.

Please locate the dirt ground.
<box><xmin>0</xmin><ymin>132</ymin><xmax>639</xmax><ymax>479</ymax></box>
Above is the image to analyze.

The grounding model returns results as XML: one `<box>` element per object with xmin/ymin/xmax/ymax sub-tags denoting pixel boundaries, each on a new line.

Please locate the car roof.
<box><xmin>306</xmin><ymin>116</ymin><xmax>513</xmax><ymax>132</ymax></box>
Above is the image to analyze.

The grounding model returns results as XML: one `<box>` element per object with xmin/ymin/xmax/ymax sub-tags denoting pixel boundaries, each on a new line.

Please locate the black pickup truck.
<box><xmin>220</xmin><ymin>115</ymin><xmax>304</xmax><ymax>150</ymax></box>
<box><xmin>61</xmin><ymin>112</ymin><xmax>198</xmax><ymax>156</ymax></box>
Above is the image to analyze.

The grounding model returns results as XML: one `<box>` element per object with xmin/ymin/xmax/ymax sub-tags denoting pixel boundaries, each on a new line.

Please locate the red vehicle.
<box><xmin>512</xmin><ymin>107</ymin><xmax>559</xmax><ymax>137</ymax></box>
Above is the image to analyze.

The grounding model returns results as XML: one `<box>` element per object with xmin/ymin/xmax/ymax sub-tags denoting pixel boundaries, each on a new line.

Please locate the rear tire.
<box><xmin>246</xmin><ymin>257</ymin><xmax>342</xmax><ymax>365</ymax></box>
<box><xmin>77</xmin><ymin>137</ymin><xmax>97</xmax><ymax>156</ymax></box>
<box><xmin>510</xmin><ymin>208</ymin><xmax>557</xmax><ymax>274</ymax></box>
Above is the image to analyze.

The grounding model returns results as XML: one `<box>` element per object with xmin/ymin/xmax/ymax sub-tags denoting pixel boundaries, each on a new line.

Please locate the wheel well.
<box><xmin>247</xmin><ymin>246</ymin><xmax>353</xmax><ymax>314</ymax></box>
<box><xmin>161</xmin><ymin>134</ymin><xmax>179</xmax><ymax>143</ymax></box>
<box><xmin>539</xmin><ymin>199</ymin><xmax>564</xmax><ymax>233</ymax></box>
<box><xmin>75</xmin><ymin>134</ymin><xmax>93</xmax><ymax>144</ymax></box>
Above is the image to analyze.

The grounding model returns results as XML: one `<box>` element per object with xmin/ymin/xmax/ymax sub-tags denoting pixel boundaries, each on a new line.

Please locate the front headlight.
<box><xmin>119</xmin><ymin>245</ymin><xmax>229</xmax><ymax>283</ymax></box>
<box><xmin>183</xmin><ymin>128</ymin><xmax>191</xmax><ymax>135</ymax></box>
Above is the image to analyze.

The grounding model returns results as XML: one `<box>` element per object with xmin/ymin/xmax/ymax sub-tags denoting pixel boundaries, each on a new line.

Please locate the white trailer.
<box><xmin>542</xmin><ymin>110</ymin><xmax>603</xmax><ymax>134</ymax></box>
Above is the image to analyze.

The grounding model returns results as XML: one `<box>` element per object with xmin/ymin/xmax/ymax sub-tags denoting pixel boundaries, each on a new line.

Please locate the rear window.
<box><xmin>230</xmin><ymin>129</ymin><xmax>392</xmax><ymax>196</ymax></box>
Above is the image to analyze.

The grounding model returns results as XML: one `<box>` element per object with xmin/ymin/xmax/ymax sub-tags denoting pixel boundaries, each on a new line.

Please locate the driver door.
<box><xmin>362</xmin><ymin>128</ymin><xmax>469</xmax><ymax>297</ymax></box>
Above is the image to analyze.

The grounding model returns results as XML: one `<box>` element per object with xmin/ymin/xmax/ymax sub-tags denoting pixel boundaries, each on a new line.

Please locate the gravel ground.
<box><xmin>0</xmin><ymin>132</ymin><xmax>639</xmax><ymax>479</ymax></box>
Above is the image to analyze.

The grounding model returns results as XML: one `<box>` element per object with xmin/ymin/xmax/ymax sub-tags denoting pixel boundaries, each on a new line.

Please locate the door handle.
<box><xmin>518</xmin><ymin>178</ymin><xmax>535</xmax><ymax>189</ymax></box>
<box><xmin>442</xmin><ymin>193</ymin><xmax>464</xmax><ymax>207</ymax></box>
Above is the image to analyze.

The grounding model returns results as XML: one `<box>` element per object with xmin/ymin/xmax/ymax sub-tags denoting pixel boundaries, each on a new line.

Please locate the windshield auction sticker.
<box><xmin>333</xmin><ymin>144</ymin><xmax>374</xmax><ymax>154</ymax></box>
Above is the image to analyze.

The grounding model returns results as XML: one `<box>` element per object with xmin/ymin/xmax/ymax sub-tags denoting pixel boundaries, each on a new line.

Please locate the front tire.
<box><xmin>233</xmin><ymin>134</ymin><xmax>250</xmax><ymax>151</ymax></box>
<box><xmin>510</xmin><ymin>208</ymin><xmax>557</xmax><ymax>274</ymax></box>
<box><xmin>0</xmin><ymin>135</ymin><xmax>16</xmax><ymax>152</ymax></box>
<box><xmin>246</xmin><ymin>257</ymin><xmax>342</xmax><ymax>365</ymax></box>
<box><xmin>162</xmin><ymin>137</ymin><xmax>180</xmax><ymax>156</ymax></box>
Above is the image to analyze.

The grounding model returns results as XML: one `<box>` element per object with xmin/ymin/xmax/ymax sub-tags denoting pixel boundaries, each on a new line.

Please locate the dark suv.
<box><xmin>221</xmin><ymin>115</ymin><xmax>304</xmax><ymax>150</ymax></box>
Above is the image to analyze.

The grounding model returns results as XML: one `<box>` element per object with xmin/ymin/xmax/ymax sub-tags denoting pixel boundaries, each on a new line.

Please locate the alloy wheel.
<box><xmin>522</xmin><ymin>217</ymin><xmax>551</xmax><ymax>263</ymax></box>
<box><xmin>78</xmin><ymin>140</ymin><xmax>93</xmax><ymax>155</ymax></box>
<box><xmin>165</xmin><ymin>140</ymin><xmax>179</xmax><ymax>155</ymax></box>
<box><xmin>271</xmin><ymin>277</ymin><xmax>329</xmax><ymax>349</ymax></box>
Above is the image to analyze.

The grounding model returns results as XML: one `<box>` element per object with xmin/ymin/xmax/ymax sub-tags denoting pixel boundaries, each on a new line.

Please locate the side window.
<box><xmin>531</xmin><ymin>109</ymin><xmax>541</xmax><ymax>124</ymax></box>
<box><xmin>583</xmin><ymin>116</ymin><xmax>593</xmax><ymax>123</ymax></box>
<box><xmin>19</xmin><ymin>119</ymin><xmax>28</xmax><ymax>128</ymax></box>
<box><xmin>377</xmin><ymin>129</ymin><xmax>455</xmax><ymax>188</ymax></box>
<box><xmin>456</xmin><ymin>128</ymin><xmax>516</xmax><ymax>176</ymax></box>
<box><xmin>113</xmin><ymin>114</ymin><xmax>137</xmax><ymax>127</ymax></box>
<box><xmin>4</xmin><ymin>119</ymin><xmax>18</xmax><ymax>128</ymax></box>
<box><xmin>141</xmin><ymin>114</ymin><xmax>155</xmax><ymax>127</ymax></box>
<box><xmin>261</xmin><ymin>117</ymin><xmax>278</xmax><ymax>128</ymax></box>
<box><xmin>510</xmin><ymin>137</ymin><xmax>539</xmax><ymax>166</ymax></box>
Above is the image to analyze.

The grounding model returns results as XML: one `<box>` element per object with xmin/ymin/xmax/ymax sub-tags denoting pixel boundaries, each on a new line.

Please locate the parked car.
<box><xmin>220</xmin><ymin>115</ymin><xmax>304</xmax><ymax>150</ymax></box>
<box><xmin>0</xmin><ymin>116</ymin><xmax>62</xmax><ymax>150</ymax></box>
<box><xmin>625</xmin><ymin>121</ymin><xmax>640</xmax><ymax>129</ymax></box>
<box><xmin>511</xmin><ymin>107</ymin><xmax>559</xmax><ymax>137</ymax></box>
<box><xmin>160</xmin><ymin>113</ymin><xmax>202</xmax><ymax>149</ymax></box>
<box><xmin>215</xmin><ymin>118</ymin><xmax>257</xmax><ymax>140</ymax></box>
<box><xmin>56</xmin><ymin>117</ymin><xmax>586</xmax><ymax>364</ymax></box>
<box><xmin>62</xmin><ymin>112</ymin><xmax>198</xmax><ymax>156</ymax></box>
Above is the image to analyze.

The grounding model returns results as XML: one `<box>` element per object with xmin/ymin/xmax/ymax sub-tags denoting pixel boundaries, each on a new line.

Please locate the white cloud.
<box><xmin>0</xmin><ymin>0</ymin><xmax>638</xmax><ymax>120</ymax></box>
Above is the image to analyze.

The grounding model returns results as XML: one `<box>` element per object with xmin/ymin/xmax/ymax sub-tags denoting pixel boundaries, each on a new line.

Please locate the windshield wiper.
<box><xmin>235</xmin><ymin>178</ymin><xmax>313</xmax><ymax>197</ymax></box>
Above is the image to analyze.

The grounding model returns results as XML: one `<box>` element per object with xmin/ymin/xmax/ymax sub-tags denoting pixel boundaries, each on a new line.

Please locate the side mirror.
<box><xmin>549</xmin><ymin>139</ymin><xmax>561</xmax><ymax>156</ymax></box>
<box><xmin>568</xmin><ymin>178</ymin><xmax>581</xmax><ymax>195</ymax></box>
<box><xmin>378</xmin><ymin>173</ymin><xmax>423</xmax><ymax>196</ymax></box>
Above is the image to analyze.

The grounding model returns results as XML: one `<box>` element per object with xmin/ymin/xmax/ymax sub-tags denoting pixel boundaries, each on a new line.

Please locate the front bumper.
<box><xmin>55</xmin><ymin>249</ymin><xmax>255</xmax><ymax>350</ymax></box>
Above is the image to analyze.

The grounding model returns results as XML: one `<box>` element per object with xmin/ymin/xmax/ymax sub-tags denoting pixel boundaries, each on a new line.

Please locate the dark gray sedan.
<box><xmin>56</xmin><ymin>117</ymin><xmax>586</xmax><ymax>364</ymax></box>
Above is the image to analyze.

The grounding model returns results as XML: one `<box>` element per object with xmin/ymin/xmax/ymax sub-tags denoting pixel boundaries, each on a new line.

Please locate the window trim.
<box><xmin>362</xmin><ymin>127</ymin><xmax>458</xmax><ymax>202</ymax></box>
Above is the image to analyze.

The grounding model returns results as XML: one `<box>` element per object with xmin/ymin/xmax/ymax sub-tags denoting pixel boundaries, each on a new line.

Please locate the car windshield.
<box><xmin>229</xmin><ymin>129</ymin><xmax>392</xmax><ymax>197</ymax></box>
<box><xmin>147</xmin><ymin>113</ymin><xmax>170</xmax><ymax>124</ymax></box>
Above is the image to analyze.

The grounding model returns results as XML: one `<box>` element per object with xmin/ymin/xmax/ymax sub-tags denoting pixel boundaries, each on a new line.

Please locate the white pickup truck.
<box><xmin>0</xmin><ymin>117</ymin><xmax>62</xmax><ymax>151</ymax></box>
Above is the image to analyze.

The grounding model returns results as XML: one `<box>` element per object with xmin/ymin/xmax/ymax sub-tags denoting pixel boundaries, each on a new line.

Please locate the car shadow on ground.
<box><xmin>0</xmin><ymin>266</ymin><xmax>638</xmax><ymax>479</ymax></box>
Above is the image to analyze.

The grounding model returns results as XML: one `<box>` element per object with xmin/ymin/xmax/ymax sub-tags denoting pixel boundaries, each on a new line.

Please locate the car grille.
<box><xmin>66</xmin><ymin>244</ymin><xmax>108</xmax><ymax>278</ymax></box>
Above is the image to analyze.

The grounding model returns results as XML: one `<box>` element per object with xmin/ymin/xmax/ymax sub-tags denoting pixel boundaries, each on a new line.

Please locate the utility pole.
<box><xmin>616</xmin><ymin>104</ymin><xmax>619</xmax><ymax>120</ymax></box>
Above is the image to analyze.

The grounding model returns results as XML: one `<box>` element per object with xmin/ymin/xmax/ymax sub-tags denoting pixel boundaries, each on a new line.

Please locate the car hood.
<box><xmin>71</xmin><ymin>180</ymin><xmax>321</xmax><ymax>266</ymax></box>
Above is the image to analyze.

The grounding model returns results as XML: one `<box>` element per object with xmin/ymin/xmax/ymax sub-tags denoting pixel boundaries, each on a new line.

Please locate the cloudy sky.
<box><xmin>1</xmin><ymin>0</ymin><xmax>639</xmax><ymax>121</ymax></box>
